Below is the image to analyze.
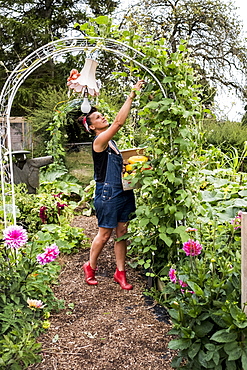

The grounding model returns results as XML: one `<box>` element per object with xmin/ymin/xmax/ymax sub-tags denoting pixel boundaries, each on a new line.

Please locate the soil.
<box><xmin>28</xmin><ymin>215</ymin><xmax>175</xmax><ymax>370</ymax></box>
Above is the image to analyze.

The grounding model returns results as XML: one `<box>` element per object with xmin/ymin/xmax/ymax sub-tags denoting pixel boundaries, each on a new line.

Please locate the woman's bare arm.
<box><xmin>93</xmin><ymin>80</ymin><xmax>144</xmax><ymax>152</ymax></box>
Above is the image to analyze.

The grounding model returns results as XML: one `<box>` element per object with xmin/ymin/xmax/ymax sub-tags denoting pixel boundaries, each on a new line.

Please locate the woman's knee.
<box><xmin>116</xmin><ymin>222</ymin><xmax>128</xmax><ymax>238</ymax></box>
<box><xmin>98</xmin><ymin>228</ymin><xmax>112</xmax><ymax>244</ymax></box>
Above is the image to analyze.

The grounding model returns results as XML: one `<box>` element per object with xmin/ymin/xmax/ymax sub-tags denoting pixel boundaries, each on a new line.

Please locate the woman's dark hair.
<box><xmin>78</xmin><ymin>107</ymin><xmax>98</xmax><ymax>134</ymax></box>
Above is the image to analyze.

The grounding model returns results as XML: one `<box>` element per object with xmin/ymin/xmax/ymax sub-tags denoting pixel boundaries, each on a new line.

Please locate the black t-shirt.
<box><xmin>92</xmin><ymin>141</ymin><xmax>120</xmax><ymax>183</ymax></box>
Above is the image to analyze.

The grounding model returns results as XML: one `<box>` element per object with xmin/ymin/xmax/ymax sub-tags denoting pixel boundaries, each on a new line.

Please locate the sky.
<box><xmin>234</xmin><ymin>0</ymin><xmax>247</xmax><ymax>28</ymax></box>
<box><xmin>213</xmin><ymin>0</ymin><xmax>247</xmax><ymax>121</ymax></box>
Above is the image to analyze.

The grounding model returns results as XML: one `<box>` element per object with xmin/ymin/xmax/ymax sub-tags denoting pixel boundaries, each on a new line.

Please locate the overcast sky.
<box><xmin>234</xmin><ymin>0</ymin><xmax>247</xmax><ymax>29</ymax></box>
<box><xmin>217</xmin><ymin>0</ymin><xmax>247</xmax><ymax>121</ymax></box>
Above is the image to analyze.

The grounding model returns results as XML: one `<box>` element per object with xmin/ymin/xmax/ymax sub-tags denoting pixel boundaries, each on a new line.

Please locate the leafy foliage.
<box><xmin>0</xmin><ymin>176</ymin><xmax>89</xmax><ymax>367</ymax></box>
<box><xmin>0</xmin><ymin>230</ymin><xmax>63</xmax><ymax>368</ymax></box>
<box><xmin>123</xmin><ymin>43</ymin><xmax>203</xmax><ymax>271</ymax></box>
<box><xmin>85</xmin><ymin>0</ymin><xmax>120</xmax><ymax>16</ymax></box>
<box><xmin>25</xmin><ymin>87</ymin><xmax>84</xmax><ymax>157</ymax></box>
<box><xmin>1</xmin><ymin>11</ymin><xmax>247</xmax><ymax>369</ymax></box>
<box><xmin>36</xmin><ymin>223</ymin><xmax>89</xmax><ymax>255</ymax></box>
<box><xmin>72</xmin><ymin>16</ymin><xmax>247</xmax><ymax>369</ymax></box>
<box><xmin>164</xmin><ymin>221</ymin><xmax>247</xmax><ymax>369</ymax></box>
<box><xmin>202</xmin><ymin>119</ymin><xmax>247</xmax><ymax>153</ymax></box>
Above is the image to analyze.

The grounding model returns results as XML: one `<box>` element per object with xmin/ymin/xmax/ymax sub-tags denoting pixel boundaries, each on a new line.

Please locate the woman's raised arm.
<box><xmin>94</xmin><ymin>80</ymin><xmax>145</xmax><ymax>151</ymax></box>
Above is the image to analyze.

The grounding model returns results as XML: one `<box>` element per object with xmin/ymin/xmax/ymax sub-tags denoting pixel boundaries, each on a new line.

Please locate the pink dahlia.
<box><xmin>37</xmin><ymin>244</ymin><xmax>60</xmax><ymax>265</ymax></box>
<box><xmin>3</xmin><ymin>225</ymin><xmax>28</xmax><ymax>249</ymax></box>
<box><xmin>179</xmin><ymin>280</ymin><xmax>188</xmax><ymax>288</ymax></box>
<box><xmin>169</xmin><ymin>268</ymin><xmax>177</xmax><ymax>283</ymax></box>
<box><xmin>231</xmin><ymin>211</ymin><xmax>242</xmax><ymax>230</ymax></box>
<box><xmin>182</xmin><ymin>239</ymin><xmax>202</xmax><ymax>256</ymax></box>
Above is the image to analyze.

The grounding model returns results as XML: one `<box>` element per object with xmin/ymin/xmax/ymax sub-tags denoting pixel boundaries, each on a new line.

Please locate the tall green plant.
<box><xmin>74</xmin><ymin>16</ymin><xmax>205</xmax><ymax>272</ymax></box>
<box><xmin>126</xmin><ymin>41</ymin><xmax>203</xmax><ymax>272</ymax></box>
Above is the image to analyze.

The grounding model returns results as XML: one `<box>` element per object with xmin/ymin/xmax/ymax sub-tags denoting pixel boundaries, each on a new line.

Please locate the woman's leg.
<box><xmin>114</xmin><ymin>222</ymin><xmax>128</xmax><ymax>271</ymax></box>
<box><xmin>83</xmin><ymin>227</ymin><xmax>113</xmax><ymax>285</ymax></box>
<box><xmin>89</xmin><ymin>227</ymin><xmax>113</xmax><ymax>269</ymax></box>
<box><xmin>113</xmin><ymin>222</ymin><xmax>133</xmax><ymax>290</ymax></box>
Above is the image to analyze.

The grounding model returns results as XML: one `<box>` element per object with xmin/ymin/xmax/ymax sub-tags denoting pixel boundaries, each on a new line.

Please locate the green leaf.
<box><xmin>168</xmin><ymin>338</ymin><xmax>191</xmax><ymax>350</ymax></box>
<box><xmin>187</xmin><ymin>281</ymin><xmax>204</xmax><ymax>296</ymax></box>
<box><xmin>171</xmin><ymin>355</ymin><xmax>183</xmax><ymax>368</ymax></box>
<box><xmin>163</xmin><ymin>76</ymin><xmax>174</xmax><ymax>83</ymax></box>
<box><xmin>166</xmin><ymin>172</ymin><xmax>175</xmax><ymax>182</ymax></box>
<box><xmin>166</xmin><ymin>162</ymin><xmax>175</xmax><ymax>171</ymax></box>
<box><xmin>179</xmin><ymin>44</ymin><xmax>186</xmax><ymax>51</ymax></box>
<box><xmin>230</xmin><ymin>305</ymin><xmax>244</xmax><ymax>320</ymax></box>
<box><xmin>168</xmin><ymin>309</ymin><xmax>179</xmax><ymax>320</ymax></box>
<box><xmin>139</xmin><ymin>218</ymin><xmax>150</xmax><ymax>228</ymax></box>
<box><xmin>10</xmin><ymin>363</ymin><xmax>23</xmax><ymax>370</ymax></box>
<box><xmin>95</xmin><ymin>15</ymin><xmax>109</xmax><ymax>24</ymax></box>
<box><xmin>210</xmin><ymin>330</ymin><xmax>238</xmax><ymax>343</ymax></box>
<box><xmin>166</xmin><ymin>227</ymin><xmax>175</xmax><ymax>234</ymax></box>
<box><xmin>194</xmin><ymin>321</ymin><xmax>214</xmax><ymax>337</ymax></box>
<box><xmin>150</xmin><ymin>216</ymin><xmax>159</xmax><ymax>225</ymax></box>
<box><xmin>175</xmin><ymin>211</ymin><xmax>184</xmax><ymax>220</ymax></box>
<box><xmin>188</xmin><ymin>341</ymin><xmax>201</xmax><ymax>359</ymax></box>
<box><xmin>205</xmin><ymin>347</ymin><xmax>216</xmax><ymax>362</ymax></box>
<box><xmin>79</xmin><ymin>22</ymin><xmax>89</xmax><ymax>30</ymax></box>
<box><xmin>198</xmin><ymin>349</ymin><xmax>208</xmax><ymax>367</ymax></box>
<box><xmin>212</xmin><ymin>350</ymin><xmax>220</xmax><ymax>366</ymax></box>
<box><xmin>242</xmin><ymin>349</ymin><xmax>247</xmax><ymax>370</ymax></box>
<box><xmin>145</xmin><ymin>101</ymin><xmax>160</xmax><ymax>109</ymax></box>
<box><xmin>205</xmin><ymin>343</ymin><xmax>215</xmax><ymax>351</ymax></box>
<box><xmin>224</xmin><ymin>341</ymin><xmax>242</xmax><ymax>361</ymax></box>
<box><xmin>160</xmin><ymin>98</ymin><xmax>174</xmax><ymax>105</ymax></box>
<box><xmin>159</xmin><ymin>233</ymin><xmax>173</xmax><ymax>246</ymax></box>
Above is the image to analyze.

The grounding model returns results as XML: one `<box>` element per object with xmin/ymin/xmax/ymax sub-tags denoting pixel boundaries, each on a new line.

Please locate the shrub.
<box><xmin>163</xmin><ymin>221</ymin><xmax>247</xmax><ymax>369</ymax></box>
<box><xmin>0</xmin><ymin>225</ymin><xmax>64</xmax><ymax>368</ymax></box>
<box><xmin>202</xmin><ymin>119</ymin><xmax>247</xmax><ymax>152</ymax></box>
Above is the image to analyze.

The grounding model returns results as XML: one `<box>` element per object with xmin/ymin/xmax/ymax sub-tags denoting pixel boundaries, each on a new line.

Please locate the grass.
<box><xmin>65</xmin><ymin>146</ymin><xmax>94</xmax><ymax>188</ymax></box>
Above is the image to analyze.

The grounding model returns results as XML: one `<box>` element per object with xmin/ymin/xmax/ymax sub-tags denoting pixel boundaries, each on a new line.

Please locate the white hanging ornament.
<box><xmin>67</xmin><ymin>58</ymin><xmax>100</xmax><ymax>96</ymax></box>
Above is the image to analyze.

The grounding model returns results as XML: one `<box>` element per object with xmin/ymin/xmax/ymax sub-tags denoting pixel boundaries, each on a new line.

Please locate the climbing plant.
<box><xmin>126</xmin><ymin>39</ymin><xmax>204</xmax><ymax>273</ymax></box>
<box><xmin>68</xmin><ymin>16</ymin><xmax>205</xmax><ymax>274</ymax></box>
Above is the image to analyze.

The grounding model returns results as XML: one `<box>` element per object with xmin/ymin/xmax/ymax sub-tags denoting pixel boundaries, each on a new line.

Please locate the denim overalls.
<box><xmin>94</xmin><ymin>142</ymin><xmax>136</xmax><ymax>228</ymax></box>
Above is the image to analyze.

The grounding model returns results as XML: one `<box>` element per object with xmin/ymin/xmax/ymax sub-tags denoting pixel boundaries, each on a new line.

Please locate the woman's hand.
<box><xmin>129</xmin><ymin>80</ymin><xmax>145</xmax><ymax>100</ymax></box>
<box><xmin>94</xmin><ymin>80</ymin><xmax>145</xmax><ymax>152</ymax></box>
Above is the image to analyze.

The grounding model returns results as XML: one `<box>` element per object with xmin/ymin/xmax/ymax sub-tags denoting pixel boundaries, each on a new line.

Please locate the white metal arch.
<box><xmin>0</xmin><ymin>36</ymin><xmax>165</xmax><ymax>226</ymax></box>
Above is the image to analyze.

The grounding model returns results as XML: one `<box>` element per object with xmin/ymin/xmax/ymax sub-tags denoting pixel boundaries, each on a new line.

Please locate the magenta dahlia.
<box><xmin>3</xmin><ymin>225</ymin><xmax>28</xmax><ymax>249</ymax></box>
<box><xmin>182</xmin><ymin>239</ymin><xmax>202</xmax><ymax>256</ymax></box>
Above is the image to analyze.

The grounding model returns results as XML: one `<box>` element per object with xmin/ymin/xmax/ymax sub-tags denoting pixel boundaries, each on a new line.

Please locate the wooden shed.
<box><xmin>0</xmin><ymin>117</ymin><xmax>32</xmax><ymax>151</ymax></box>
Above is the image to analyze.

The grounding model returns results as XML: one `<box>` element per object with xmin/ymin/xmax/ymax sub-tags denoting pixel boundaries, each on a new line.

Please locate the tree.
<box><xmin>241</xmin><ymin>105</ymin><xmax>247</xmax><ymax>126</ymax></box>
<box><xmin>86</xmin><ymin>0</ymin><xmax>120</xmax><ymax>17</ymax></box>
<box><xmin>120</xmin><ymin>0</ymin><xmax>247</xmax><ymax>97</ymax></box>
<box><xmin>0</xmin><ymin>0</ymin><xmax>119</xmax><ymax>115</ymax></box>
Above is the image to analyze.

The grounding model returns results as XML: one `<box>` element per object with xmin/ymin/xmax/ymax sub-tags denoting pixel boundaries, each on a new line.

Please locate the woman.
<box><xmin>79</xmin><ymin>80</ymin><xmax>144</xmax><ymax>290</ymax></box>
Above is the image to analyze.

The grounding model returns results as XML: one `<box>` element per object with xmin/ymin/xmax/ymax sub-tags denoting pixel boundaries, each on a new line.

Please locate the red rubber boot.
<box><xmin>114</xmin><ymin>268</ymin><xmax>133</xmax><ymax>290</ymax></box>
<box><xmin>83</xmin><ymin>261</ymin><xmax>98</xmax><ymax>285</ymax></box>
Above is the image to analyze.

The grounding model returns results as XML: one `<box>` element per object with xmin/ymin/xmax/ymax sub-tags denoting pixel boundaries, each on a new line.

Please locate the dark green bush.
<box><xmin>202</xmin><ymin>119</ymin><xmax>247</xmax><ymax>152</ymax></box>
